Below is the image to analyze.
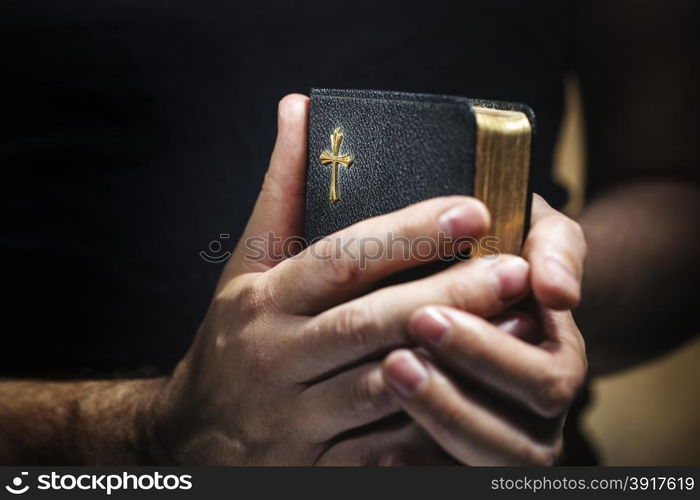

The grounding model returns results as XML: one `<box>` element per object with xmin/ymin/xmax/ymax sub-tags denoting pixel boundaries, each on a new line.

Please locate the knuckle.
<box><xmin>521</xmin><ymin>442</ymin><xmax>560</xmax><ymax>466</ymax></box>
<box><xmin>334</xmin><ymin>300</ymin><xmax>377</xmax><ymax>354</ymax></box>
<box><xmin>553</xmin><ymin>217</ymin><xmax>586</xmax><ymax>250</ymax></box>
<box><xmin>580</xmin><ymin>343</ymin><xmax>589</xmax><ymax>375</ymax></box>
<box><xmin>224</xmin><ymin>287</ymin><xmax>281</xmax><ymax>376</ymax></box>
<box><xmin>444</xmin><ymin>271</ymin><xmax>480</xmax><ymax>310</ymax></box>
<box><xmin>542</xmin><ymin>216</ymin><xmax>572</xmax><ymax>239</ymax></box>
<box><xmin>568</xmin><ymin>219</ymin><xmax>586</xmax><ymax>244</ymax></box>
<box><xmin>388</xmin><ymin>213</ymin><xmax>414</xmax><ymax>238</ymax></box>
<box><xmin>527</xmin><ymin>216</ymin><xmax>587</xmax><ymax>266</ymax></box>
<box><xmin>445</xmin><ymin>258</ymin><xmax>503</xmax><ymax>310</ymax></box>
<box><xmin>235</xmin><ymin>276</ymin><xmax>274</xmax><ymax>320</ymax></box>
<box><xmin>535</xmin><ymin>366</ymin><xmax>579</xmax><ymax>417</ymax></box>
<box><xmin>350</xmin><ymin>370</ymin><xmax>392</xmax><ymax>417</ymax></box>
<box><xmin>564</xmin><ymin>219</ymin><xmax>588</xmax><ymax>257</ymax></box>
<box><xmin>531</xmin><ymin>214</ymin><xmax>564</xmax><ymax>239</ymax></box>
<box><xmin>314</xmin><ymin>238</ymin><xmax>362</xmax><ymax>288</ymax></box>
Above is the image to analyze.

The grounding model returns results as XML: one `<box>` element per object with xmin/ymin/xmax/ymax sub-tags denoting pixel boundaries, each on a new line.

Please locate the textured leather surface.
<box><xmin>305</xmin><ymin>88</ymin><xmax>533</xmax><ymax>241</ymax></box>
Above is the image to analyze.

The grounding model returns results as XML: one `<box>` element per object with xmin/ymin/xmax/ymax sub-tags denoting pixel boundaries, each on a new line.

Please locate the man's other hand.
<box><xmin>383</xmin><ymin>197</ymin><xmax>588</xmax><ymax>465</ymax></box>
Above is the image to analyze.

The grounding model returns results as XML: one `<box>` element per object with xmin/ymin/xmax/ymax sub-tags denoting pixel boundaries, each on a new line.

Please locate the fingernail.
<box><xmin>412</xmin><ymin>307</ymin><xmax>451</xmax><ymax>345</ymax></box>
<box><xmin>386</xmin><ymin>351</ymin><xmax>428</xmax><ymax>398</ymax></box>
<box><xmin>438</xmin><ymin>202</ymin><xmax>489</xmax><ymax>238</ymax></box>
<box><xmin>495</xmin><ymin>316</ymin><xmax>521</xmax><ymax>335</ymax></box>
<box><xmin>494</xmin><ymin>313</ymin><xmax>536</xmax><ymax>340</ymax></box>
<box><xmin>545</xmin><ymin>255</ymin><xmax>580</xmax><ymax>296</ymax></box>
<box><xmin>491</xmin><ymin>257</ymin><xmax>530</xmax><ymax>299</ymax></box>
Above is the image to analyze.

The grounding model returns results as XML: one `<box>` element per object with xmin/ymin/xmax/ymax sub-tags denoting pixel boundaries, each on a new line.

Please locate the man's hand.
<box><xmin>147</xmin><ymin>94</ymin><xmax>540</xmax><ymax>465</ymax></box>
<box><xmin>382</xmin><ymin>197</ymin><xmax>588</xmax><ymax>465</ymax></box>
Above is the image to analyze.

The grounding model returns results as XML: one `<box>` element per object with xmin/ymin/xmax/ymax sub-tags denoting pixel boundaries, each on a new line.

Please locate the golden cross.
<box><xmin>319</xmin><ymin>127</ymin><xmax>353</xmax><ymax>204</ymax></box>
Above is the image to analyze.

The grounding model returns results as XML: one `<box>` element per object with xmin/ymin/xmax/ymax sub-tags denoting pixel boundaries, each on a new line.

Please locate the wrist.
<box><xmin>78</xmin><ymin>377</ymin><xmax>170</xmax><ymax>465</ymax></box>
<box><xmin>132</xmin><ymin>377</ymin><xmax>174</xmax><ymax>464</ymax></box>
<box><xmin>141</xmin><ymin>357</ymin><xmax>196</xmax><ymax>464</ymax></box>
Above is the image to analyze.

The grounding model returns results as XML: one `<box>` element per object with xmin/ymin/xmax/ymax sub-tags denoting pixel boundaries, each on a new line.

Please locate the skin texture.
<box><xmin>0</xmin><ymin>0</ymin><xmax>697</xmax><ymax>465</ymax></box>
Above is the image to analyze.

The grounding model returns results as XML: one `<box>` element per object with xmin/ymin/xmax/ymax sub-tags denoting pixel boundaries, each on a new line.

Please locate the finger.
<box><xmin>315</xmin><ymin>421</ymin><xmax>454</xmax><ymax>466</ymax></box>
<box><xmin>408</xmin><ymin>307</ymin><xmax>586</xmax><ymax>417</ymax></box>
<box><xmin>286</xmin><ymin>255</ymin><xmax>529</xmax><ymax>382</ymax></box>
<box><xmin>382</xmin><ymin>351</ymin><xmax>562</xmax><ymax>465</ymax></box>
<box><xmin>537</xmin><ymin>306</ymin><xmax>588</xmax><ymax>363</ymax></box>
<box><xmin>295</xmin><ymin>362</ymin><xmax>400</xmax><ymax>442</ymax></box>
<box><xmin>226</xmin><ymin>94</ymin><xmax>309</xmax><ymax>277</ymax></box>
<box><xmin>523</xmin><ymin>194</ymin><xmax>587</xmax><ymax>309</ymax></box>
<box><xmin>265</xmin><ymin>196</ymin><xmax>490</xmax><ymax>314</ymax></box>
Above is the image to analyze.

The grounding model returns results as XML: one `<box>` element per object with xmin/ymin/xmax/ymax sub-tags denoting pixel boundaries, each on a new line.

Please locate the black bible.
<box><xmin>304</xmin><ymin>88</ymin><xmax>534</xmax><ymax>256</ymax></box>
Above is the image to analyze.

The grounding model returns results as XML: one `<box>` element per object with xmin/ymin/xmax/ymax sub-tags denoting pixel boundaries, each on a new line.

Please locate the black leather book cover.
<box><xmin>304</xmin><ymin>88</ymin><xmax>534</xmax><ymax>243</ymax></box>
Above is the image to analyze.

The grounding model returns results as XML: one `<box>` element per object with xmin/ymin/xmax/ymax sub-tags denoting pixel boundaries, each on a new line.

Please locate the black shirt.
<box><xmin>0</xmin><ymin>0</ymin><xmax>592</xmax><ymax>461</ymax></box>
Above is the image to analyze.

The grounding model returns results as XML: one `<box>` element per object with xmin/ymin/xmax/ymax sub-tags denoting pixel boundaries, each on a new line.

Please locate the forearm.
<box><xmin>575</xmin><ymin>180</ymin><xmax>700</xmax><ymax>375</ymax></box>
<box><xmin>0</xmin><ymin>377</ymin><xmax>166</xmax><ymax>464</ymax></box>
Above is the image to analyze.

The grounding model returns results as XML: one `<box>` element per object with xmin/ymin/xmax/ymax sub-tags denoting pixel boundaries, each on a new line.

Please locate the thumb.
<box><xmin>228</xmin><ymin>93</ymin><xmax>309</xmax><ymax>276</ymax></box>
